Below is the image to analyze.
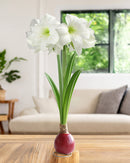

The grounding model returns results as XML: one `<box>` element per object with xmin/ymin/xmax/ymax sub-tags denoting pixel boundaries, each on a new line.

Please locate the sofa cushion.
<box><xmin>9</xmin><ymin>114</ymin><xmax>130</xmax><ymax>134</ymax></box>
<box><xmin>50</xmin><ymin>89</ymin><xmax>104</xmax><ymax>113</ymax></box>
<box><xmin>32</xmin><ymin>97</ymin><xmax>58</xmax><ymax>113</ymax></box>
<box><xmin>96</xmin><ymin>85</ymin><xmax>127</xmax><ymax>114</ymax></box>
<box><xmin>19</xmin><ymin>107</ymin><xmax>39</xmax><ymax>116</ymax></box>
<box><xmin>120</xmin><ymin>89</ymin><xmax>130</xmax><ymax>115</ymax></box>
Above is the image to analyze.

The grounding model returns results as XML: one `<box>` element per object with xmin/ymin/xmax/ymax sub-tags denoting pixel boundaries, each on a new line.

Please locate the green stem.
<box><xmin>57</xmin><ymin>55</ymin><xmax>63</xmax><ymax>124</ymax></box>
<box><xmin>62</xmin><ymin>45</ymin><xmax>67</xmax><ymax>81</ymax></box>
<box><xmin>61</xmin><ymin>45</ymin><xmax>67</xmax><ymax>125</ymax></box>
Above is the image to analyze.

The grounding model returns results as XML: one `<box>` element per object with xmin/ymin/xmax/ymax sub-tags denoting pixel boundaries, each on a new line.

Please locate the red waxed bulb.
<box><xmin>54</xmin><ymin>133</ymin><xmax>75</xmax><ymax>154</ymax></box>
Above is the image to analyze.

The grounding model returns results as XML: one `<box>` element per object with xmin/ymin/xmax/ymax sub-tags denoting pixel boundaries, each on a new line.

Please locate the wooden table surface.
<box><xmin>0</xmin><ymin>135</ymin><xmax>130</xmax><ymax>163</ymax></box>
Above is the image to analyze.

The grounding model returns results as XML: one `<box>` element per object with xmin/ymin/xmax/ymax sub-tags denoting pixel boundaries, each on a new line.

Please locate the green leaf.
<box><xmin>6</xmin><ymin>57</ymin><xmax>27</xmax><ymax>70</ymax></box>
<box><xmin>57</xmin><ymin>55</ymin><xmax>63</xmax><ymax>123</ymax></box>
<box><xmin>63</xmin><ymin>70</ymin><xmax>81</xmax><ymax>124</ymax></box>
<box><xmin>45</xmin><ymin>73</ymin><xmax>60</xmax><ymax>111</ymax></box>
<box><xmin>63</xmin><ymin>54</ymin><xmax>75</xmax><ymax>98</ymax></box>
<box><xmin>0</xmin><ymin>49</ymin><xmax>6</xmax><ymax>73</ymax></box>
<box><xmin>3</xmin><ymin>70</ymin><xmax>21</xmax><ymax>83</ymax></box>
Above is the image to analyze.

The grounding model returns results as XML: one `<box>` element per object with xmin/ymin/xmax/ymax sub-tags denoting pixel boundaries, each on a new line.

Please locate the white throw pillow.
<box><xmin>19</xmin><ymin>107</ymin><xmax>39</xmax><ymax>116</ymax></box>
<box><xmin>32</xmin><ymin>96</ymin><xmax>59</xmax><ymax>113</ymax></box>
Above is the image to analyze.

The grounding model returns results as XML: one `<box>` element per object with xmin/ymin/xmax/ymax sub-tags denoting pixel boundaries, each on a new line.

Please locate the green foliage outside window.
<box><xmin>114</xmin><ymin>12</ymin><xmax>130</xmax><ymax>73</ymax></box>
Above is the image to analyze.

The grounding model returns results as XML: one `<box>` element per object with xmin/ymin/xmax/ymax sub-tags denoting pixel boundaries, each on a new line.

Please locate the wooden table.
<box><xmin>0</xmin><ymin>135</ymin><xmax>130</xmax><ymax>162</ymax></box>
<box><xmin>0</xmin><ymin>115</ymin><xmax>8</xmax><ymax>134</ymax></box>
<box><xmin>0</xmin><ymin>99</ymin><xmax>18</xmax><ymax>134</ymax></box>
<box><xmin>0</xmin><ymin>99</ymin><xmax>18</xmax><ymax>120</ymax></box>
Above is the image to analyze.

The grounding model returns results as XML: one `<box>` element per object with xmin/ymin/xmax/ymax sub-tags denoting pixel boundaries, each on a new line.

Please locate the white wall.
<box><xmin>40</xmin><ymin>0</ymin><xmax>130</xmax><ymax>95</ymax></box>
<box><xmin>0</xmin><ymin>0</ymin><xmax>130</xmax><ymax>120</ymax></box>
<box><xmin>0</xmin><ymin>0</ymin><xmax>40</xmax><ymax>117</ymax></box>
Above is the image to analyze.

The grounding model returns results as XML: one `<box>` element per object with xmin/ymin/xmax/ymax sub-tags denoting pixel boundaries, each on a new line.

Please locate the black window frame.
<box><xmin>61</xmin><ymin>9</ymin><xmax>130</xmax><ymax>73</ymax></box>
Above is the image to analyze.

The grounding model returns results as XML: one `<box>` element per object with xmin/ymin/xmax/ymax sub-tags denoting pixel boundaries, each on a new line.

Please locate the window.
<box><xmin>61</xmin><ymin>10</ymin><xmax>130</xmax><ymax>73</ymax></box>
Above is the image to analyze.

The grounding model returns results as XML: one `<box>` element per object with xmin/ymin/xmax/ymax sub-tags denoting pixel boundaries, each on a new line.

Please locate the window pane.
<box><xmin>67</xmin><ymin>46</ymin><xmax>108</xmax><ymax>73</ymax></box>
<box><xmin>62</xmin><ymin>12</ymin><xmax>109</xmax><ymax>44</ymax></box>
<box><xmin>114</xmin><ymin>12</ymin><xmax>130</xmax><ymax>73</ymax></box>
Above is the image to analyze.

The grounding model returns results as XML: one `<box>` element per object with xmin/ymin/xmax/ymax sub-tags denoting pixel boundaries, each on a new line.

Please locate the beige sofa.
<box><xmin>9</xmin><ymin>89</ymin><xmax>130</xmax><ymax>134</ymax></box>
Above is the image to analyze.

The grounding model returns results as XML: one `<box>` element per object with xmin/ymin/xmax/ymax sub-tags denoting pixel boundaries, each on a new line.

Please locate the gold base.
<box><xmin>50</xmin><ymin>150</ymin><xmax>79</xmax><ymax>163</ymax></box>
<box><xmin>53</xmin><ymin>151</ymin><xmax>72</xmax><ymax>158</ymax></box>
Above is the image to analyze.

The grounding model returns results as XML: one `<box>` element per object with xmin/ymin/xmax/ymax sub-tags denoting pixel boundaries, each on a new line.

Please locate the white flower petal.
<box><xmin>40</xmin><ymin>14</ymin><xmax>60</xmax><ymax>26</ymax></box>
<box><xmin>47</xmin><ymin>43</ymin><xmax>62</xmax><ymax>54</ymax></box>
<box><xmin>80</xmin><ymin>18</ymin><xmax>91</xmax><ymax>28</ymax></box>
<box><xmin>82</xmin><ymin>34</ymin><xmax>96</xmax><ymax>49</ymax></box>
<box><xmin>56</xmin><ymin>23</ymin><xmax>68</xmax><ymax>35</ymax></box>
<box><xmin>48</xmin><ymin>29</ymin><xmax>59</xmax><ymax>44</ymax></box>
<box><xmin>81</xmin><ymin>28</ymin><xmax>95</xmax><ymax>40</ymax></box>
<box><xmin>56</xmin><ymin>23</ymin><xmax>71</xmax><ymax>46</ymax></box>
<box><xmin>66</xmin><ymin>14</ymin><xmax>79</xmax><ymax>26</ymax></box>
<box><xmin>59</xmin><ymin>34</ymin><xmax>71</xmax><ymax>46</ymax></box>
<box><xmin>72</xmin><ymin>35</ymin><xmax>83</xmax><ymax>55</ymax></box>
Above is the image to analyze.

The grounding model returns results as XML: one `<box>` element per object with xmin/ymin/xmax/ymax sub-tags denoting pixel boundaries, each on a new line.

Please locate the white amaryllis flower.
<box><xmin>26</xmin><ymin>13</ymin><xmax>95</xmax><ymax>55</ymax></box>
<box><xmin>80</xmin><ymin>18</ymin><xmax>96</xmax><ymax>48</ymax></box>
<box><xmin>82</xmin><ymin>29</ymin><xmax>96</xmax><ymax>49</ymax></box>
<box><xmin>26</xmin><ymin>14</ymin><xmax>60</xmax><ymax>53</ymax></box>
<box><xmin>56</xmin><ymin>14</ymin><xmax>96</xmax><ymax>55</ymax></box>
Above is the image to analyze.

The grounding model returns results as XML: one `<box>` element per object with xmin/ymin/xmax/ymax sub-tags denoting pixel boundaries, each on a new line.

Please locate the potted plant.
<box><xmin>26</xmin><ymin>14</ymin><xmax>95</xmax><ymax>155</ymax></box>
<box><xmin>0</xmin><ymin>49</ymin><xmax>26</xmax><ymax>100</ymax></box>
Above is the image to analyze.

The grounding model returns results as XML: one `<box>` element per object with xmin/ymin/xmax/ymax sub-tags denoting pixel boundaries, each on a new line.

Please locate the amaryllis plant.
<box><xmin>26</xmin><ymin>14</ymin><xmax>95</xmax><ymax>125</ymax></box>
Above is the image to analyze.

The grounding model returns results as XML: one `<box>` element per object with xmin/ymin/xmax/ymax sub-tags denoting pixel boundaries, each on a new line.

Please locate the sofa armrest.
<box><xmin>19</xmin><ymin>107</ymin><xmax>39</xmax><ymax>117</ymax></box>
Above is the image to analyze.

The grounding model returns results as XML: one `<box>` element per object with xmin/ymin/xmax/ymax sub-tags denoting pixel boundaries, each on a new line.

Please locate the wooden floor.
<box><xmin>0</xmin><ymin>135</ymin><xmax>130</xmax><ymax>163</ymax></box>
